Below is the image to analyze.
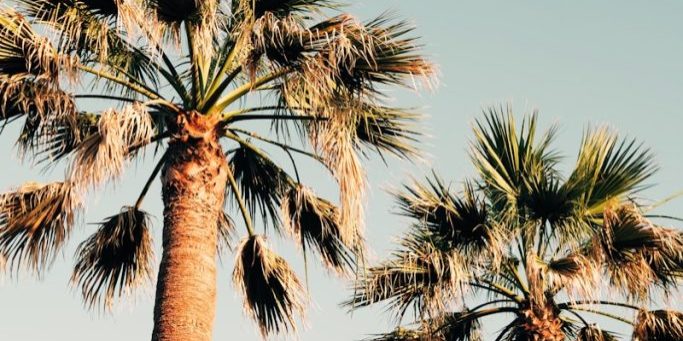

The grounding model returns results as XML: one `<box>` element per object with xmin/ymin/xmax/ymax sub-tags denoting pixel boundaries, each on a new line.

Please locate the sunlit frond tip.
<box><xmin>71</xmin><ymin>206</ymin><xmax>154</xmax><ymax>310</ymax></box>
<box><xmin>282</xmin><ymin>185</ymin><xmax>356</xmax><ymax>275</ymax></box>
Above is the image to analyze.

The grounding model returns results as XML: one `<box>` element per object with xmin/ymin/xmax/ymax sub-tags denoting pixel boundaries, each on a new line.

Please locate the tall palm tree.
<box><xmin>0</xmin><ymin>1</ymin><xmax>433</xmax><ymax>340</ymax></box>
<box><xmin>348</xmin><ymin>108</ymin><xmax>683</xmax><ymax>341</ymax></box>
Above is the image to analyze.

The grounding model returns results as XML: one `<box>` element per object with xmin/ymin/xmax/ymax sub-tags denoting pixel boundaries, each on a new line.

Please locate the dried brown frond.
<box><xmin>364</xmin><ymin>327</ymin><xmax>425</xmax><ymax>341</ymax></box>
<box><xmin>355</xmin><ymin>105</ymin><xmax>422</xmax><ymax>159</ymax></box>
<box><xmin>281</xmin><ymin>185</ymin><xmax>355</xmax><ymax>275</ymax></box>
<box><xmin>71</xmin><ymin>206</ymin><xmax>154</xmax><ymax>310</ymax></box>
<box><xmin>576</xmin><ymin>325</ymin><xmax>617</xmax><ymax>341</ymax></box>
<box><xmin>546</xmin><ymin>253</ymin><xmax>601</xmax><ymax>301</ymax></box>
<box><xmin>70</xmin><ymin>103</ymin><xmax>155</xmax><ymax>189</ymax></box>
<box><xmin>309</xmin><ymin>111</ymin><xmax>366</xmax><ymax>247</ymax></box>
<box><xmin>233</xmin><ymin>235</ymin><xmax>307</xmax><ymax>338</ymax></box>
<box><xmin>0</xmin><ymin>181</ymin><xmax>79</xmax><ymax>273</ymax></box>
<box><xmin>347</xmin><ymin>240</ymin><xmax>467</xmax><ymax>320</ymax></box>
<box><xmin>228</xmin><ymin>143</ymin><xmax>293</xmax><ymax>229</ymax></box>
<box><xmin>0</xmin><ymin>8</ymin><xmax>78</xmax><ymax>81</ymax></box>
<box><xmin>633</xmin><ymin>309</ymin><xmax>683</xmax><ymax>341</ymax></box>
<box><xmin>595</xmin><ymin>204</ymin><xmax>683</xmax><ymax>300</ymax></box>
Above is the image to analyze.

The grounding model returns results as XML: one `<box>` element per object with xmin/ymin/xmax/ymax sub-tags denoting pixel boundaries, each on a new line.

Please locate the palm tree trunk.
<box><xmin>152</xmin><ymin>113</ymin><xmax>228</xmax><ymax>341</ymax></box>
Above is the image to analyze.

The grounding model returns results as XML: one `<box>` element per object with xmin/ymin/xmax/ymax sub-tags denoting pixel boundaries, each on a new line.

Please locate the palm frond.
<box><xmin>217</xmin><ymin>211</ymin><xmax>235</xmax><ymax>254</ymax></box>
<box><xmin>596</xmin><ymin>204</ymin><xmax>683</xmax><ymax>299</ymax></box>
<box><xmin>71</xmin><ymin>206</ymin><xmax>154</xmax><ymax>310</ymax></box>
<box><xmin>346</xmin><ymin>239</ymin><xmax>466</xmax><ymax>320</ymax></box>
<box><xmin>633</xmin><ymin>309</ymin><xmax>683</xmax><ymax>341</ymax></box>
<box><xmin>228</xmin><ymin>143</ymin><xmax>293</xmax><ymax>230</ymax></box>
<box><xmin>355</xmin><ymin>105</ymin><xmax>421</xmax><ymax>159</ymax></box>
<box><xmin>364</xmin><ymin>327</ymin><xmax>425</xmax><ymax>341</ymax></box>
<box><xmin>281</xmin><ymin>185</ymin><xmax>355</xmax><ymax>275</ymax></box>
<box><xmin>546</xmin><ymin>254</ymin><xmax>601</xmax><ymax>299</ymax></box>
<box><xmin>0</xmin><ymin>181</ymin><xmax>78</xmax><ymax>273</ymax></box>
<box><xmin>394</xmin><ymin>176</ymin><xmax>501</xmax><ymax>260</ymax></box>
<box><xmin>70</xmin><ymin>103</ymin><xmax>155</xmax><ymax>189</ymax></box>
<box><xmin>0</xmin><ymin>8</ymin><xmax>77</xmax><ymax>80</ymax></box>
<box><xmin>566</xmin><ymin>127</ymin><xmax>656</xmax><ymax>216</ymax></box>
<box><xmin>17</xmin><ymin>0</ymin><xmax>116</xmax><ymax>58</ymax></box>
<box><xmin>470</xmin><ymin>107</ymin><xmax>558</xmax><ymax>221</ymax></box>
<box><xmin>434</xmin><ymin>310</ymin><xmax>484</xmax><ymax>341</ymax></box>
<box><xmin>233</xmin><ymin>235</ymin><xmax>306</xmax><ymax>338</ymax></box>
<box><xmin>576</xmin><ymin>325</ymin><xmax>618</xmax><ymax>341</ymax></box>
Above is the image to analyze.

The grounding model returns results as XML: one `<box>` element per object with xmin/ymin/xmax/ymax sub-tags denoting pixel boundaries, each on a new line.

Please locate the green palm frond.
<box><xmin>233</xmin><ymin>235</ymin><xmax>306</xmax><ymax>338</ymax></box>
<box><xmin>0</xmin><ymin>182</ymin><xmax>78</xmax><ymax>273</ymax></box>
<box><xmin>228</xmin><ymin>143</ymin><xmax>293</xmax><ymax>230</ymax></box>
<box><xmin>71</xmin><ymin>206</ymin><xmax>154</xmax><ymax>310</ymax></box>
<box><xmin>576</xmin><ymin>325</ymin><xmax>618</xmax><ymax>341</ymax></box>
<box><xmin>281</xmin><ymin>185</ymin><xmax>355</xmax><ymax>275</ymax></box>
<box><xmin>470</xmin><ymin>107</ymin><xmax>558</xmax><ymax>220</ymax></box>
<box><xmin>633</xmin><ymin>309</ymin><xmax>683</xmax><ymax>341</ymax></box>
<box><xmin>566</xmin><ymin>127</ymin><xmax>656</xmax><ymax>216</ymax></box>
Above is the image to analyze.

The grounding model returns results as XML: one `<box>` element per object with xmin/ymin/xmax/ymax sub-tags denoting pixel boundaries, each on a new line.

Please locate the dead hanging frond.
<box><xmin>0</xmin><ymin>76</ymin><xmax>75</xmax><ymax>117</ymax></box>
<box><xmin>281</xmin><ymin>185</ymin><xmax>355</xmax><ymax>275</ymax></box>
<box><xmin>546</xmin><ymin>253</ymin><xmax>601</xmax><ymax>301</ymax></box>
<box><xmin>0</xmin><ymin>8</ymin><xmax>78</xmax><ymax>81</ymax></box>
<box><xmin>0</xmin><ymin>181</ymin><xmax>79</xmax><ymax>273</ymax></box>
<box><xmin>576</xmin><ymin>325</ymin><xmax>617</xmax><ymax>341</ymax></box>
<box><xmin>71</xmin><ymin>206</ymin><xmax>154</xmax><ymax>310</ymax></box>
<box><xmin>228</xmin><ymin>143</ymin><xmax>293</xmax><ymax>230</ymax></box>
<box><xmin>633</xmin><ymin>309</ymin><xmax>683</xmax><ymax>341</ymax></box>
<box><xmin>70</xmin><ymin>103</ymin><xmax>155</xmax><ymax>189</ymax></box>
<box><xmin>309</xmin><ymin>111</ymin><xmax>366</xmax><ymax>247</ymax></box>
<box><xmin>595</xmin><ymin>204</ymin><xmax>683</xmax><ymax>300</ymax></box>
<box><xmin>233</xmin><ymin>235</ymin><xmax>307</xmax><ymax>338</ymax></box>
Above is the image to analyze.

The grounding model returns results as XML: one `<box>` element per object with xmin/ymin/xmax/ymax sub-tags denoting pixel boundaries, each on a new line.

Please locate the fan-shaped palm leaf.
<box><xmin>281</xmin><ymin>185</ymin><xmax>355</xmax><ymax>274</ymax></box>
<box><xmin>71</xmin><ymin>206</ymin><xmax>154</xmax><ymax>309</ymax></box>
<box><xmin>233</xmin><ymin>235</ymin><xmax>306</xmax><ymax>337</ymax></box>
<box><xmin>0</xmin><ymin>182</ymin><xmax>78</xmax><ymax>272</ymax></box>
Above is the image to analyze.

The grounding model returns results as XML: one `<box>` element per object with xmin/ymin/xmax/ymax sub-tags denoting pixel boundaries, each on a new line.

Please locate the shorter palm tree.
<box><xmin>347</xmin><ymin>107</ymin><xmax>683</xmax><ymax>341</ymax></box>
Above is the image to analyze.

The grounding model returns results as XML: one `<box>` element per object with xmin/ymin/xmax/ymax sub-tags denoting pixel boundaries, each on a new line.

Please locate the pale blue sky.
<box><xmin>1</xmin><ymin>1</ymin><xmax>683</xmax><ymax>340</ymax></box>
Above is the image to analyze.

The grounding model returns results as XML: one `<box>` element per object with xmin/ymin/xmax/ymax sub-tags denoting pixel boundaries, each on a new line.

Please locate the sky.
<box><xmin>2</xmin><ymin>1</ymin><xmax>683</xmax><ymax>340</ymax></box>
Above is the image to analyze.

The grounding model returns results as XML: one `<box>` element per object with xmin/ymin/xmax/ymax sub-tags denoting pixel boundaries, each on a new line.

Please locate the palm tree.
<box><xmin>348</xmin><ymin>107</ymin><xmax>683</xmax><ymax>341</ymax></box>
<box><xmin>0</xmin><ymin>1</ymin><xmax>433</xmax><ymax>340</ymax></box>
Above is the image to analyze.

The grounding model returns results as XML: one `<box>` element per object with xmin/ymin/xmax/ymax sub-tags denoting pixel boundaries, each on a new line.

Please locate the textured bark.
<box><xmin>152</xmin><ymin>113</ymin><xmax>228</xmax><ymax>341</ymax></box>
<box><xmin>520</xmin><ymin>254</ymin><xmax>565</xmax><ymax>341</ymax></box>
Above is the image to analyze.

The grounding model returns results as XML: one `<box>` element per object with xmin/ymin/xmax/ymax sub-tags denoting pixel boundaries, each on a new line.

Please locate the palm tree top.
<box><xmin>348</xmin><ymin>107</ymin><xmax>683</xmax><ymax>341</ymax></box>
<box><xmin>0</xmin><ymin>0</ymin><xmax>434</xmax><ymax>337</ymax></box>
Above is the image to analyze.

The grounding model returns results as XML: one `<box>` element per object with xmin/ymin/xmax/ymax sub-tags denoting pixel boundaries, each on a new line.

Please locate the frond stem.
<box><xmin>134</xmin><ymin>151</ymin><xmax>168</xmax><ymax>208</ymax></box>
<box><xmin>226</xmin><ymin>166</ymin><xmax>256</xmax><ymax>236</ymax></box>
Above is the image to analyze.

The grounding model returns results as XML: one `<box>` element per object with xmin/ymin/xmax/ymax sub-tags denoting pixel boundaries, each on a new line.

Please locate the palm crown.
<box><xmin>348</xmin><ymin>108</ymin><xmax>683</xmax><ymax>341</ymax></box>
<box><xmin>0</xmin><ymin>1</ymin><xmax>433</xmax><ymax>339</ymax></box>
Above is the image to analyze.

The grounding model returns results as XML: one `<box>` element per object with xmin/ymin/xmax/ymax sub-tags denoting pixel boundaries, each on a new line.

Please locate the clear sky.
<box><xmin>1</xmin><ymin>1</ymin><xmax>683</xmax><ymax>340</ymax></box>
